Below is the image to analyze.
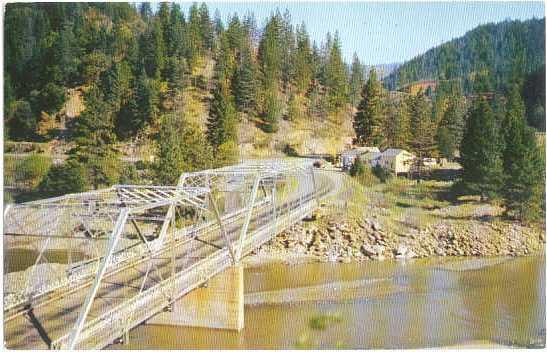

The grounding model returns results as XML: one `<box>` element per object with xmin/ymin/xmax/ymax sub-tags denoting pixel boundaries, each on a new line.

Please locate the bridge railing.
<box><xmin>52</xmin><ymin>166</ymin><xmax>322</xmax><ymax>349</ymax></box>
<box><xmin>4</xmin><ymin>159</ymin><xmax>322</xmax><ymax>350</ymax></box>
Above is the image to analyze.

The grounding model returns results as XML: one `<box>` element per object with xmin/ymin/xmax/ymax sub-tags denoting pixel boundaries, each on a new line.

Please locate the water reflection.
<box><xmin>113</xmin><ymin>256</ymin><xmax>545</xmax><ymax>349</ymax></box>
<box><xmin>4</xmin><ymin>248</ymin><xmax>89</xmax><ymax>273</ymax></box>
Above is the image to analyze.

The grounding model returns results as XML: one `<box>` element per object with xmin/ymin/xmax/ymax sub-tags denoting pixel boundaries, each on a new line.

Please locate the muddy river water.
<box><xmin>111</xmin><ymin>255</ymin><xmax>545</xmax><ymax>349</ymax></box>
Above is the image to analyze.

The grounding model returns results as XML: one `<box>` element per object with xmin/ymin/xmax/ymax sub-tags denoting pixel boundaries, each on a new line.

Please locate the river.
<box><xmin>112</xmin><ymin>255</ymin><xmax>544</xmax><ymax>349</ymax></box>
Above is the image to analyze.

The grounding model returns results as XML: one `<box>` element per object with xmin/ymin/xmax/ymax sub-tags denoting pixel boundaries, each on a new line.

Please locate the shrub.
<box><xmin>38</xmin><ymin>160</ymin><xmax>88</xmax><ymax>197</ymax></box>
<box><xmin>283</xmin><ymin>144</ymin><xmax>298</xmax><ymax>157</ymax></box>
<box><xmin>309</xmin><ymin>313</ymin><xmax>342</xmax><ymax>330</ymax></box>
<box><xmin>15</xmin><ymin>154</ymin><xmax>52</xmax><ymax>188</ymax></box>
<box><xmin>349</xmin><ymin>157</ymin><xmax>365</xmax><ymax>177</ymax></box>
<box><xmin>8</xmin><ymin>100</ymin><xmax>37</xmax><ymax>141</ymax></box>
<box><xmin>372</xmin><ymin>164</ymin><xmax>393</xmax><ymax>183</ymax></box>
<box><xmin>215</xmin><ymin>140</ymin><xmax>239</xmax><ymax>168</ymax></box>
<box><xmin>118</xmin><ymin>163</ymin><xmax>139</xmax><ymax>184</ymax></box>
<box><xmin>349</xmin><ymin>157</ymin><xmax>379</xmax><ymax>186</ymax></box>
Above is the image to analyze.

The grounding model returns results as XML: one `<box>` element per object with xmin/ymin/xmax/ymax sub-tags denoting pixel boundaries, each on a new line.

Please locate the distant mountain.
<box><xmin>371</xmin><ymin>63</ymin><xmax>401</xmax><ymax>80</ymax></box>
<box><xmin>383</xmin><ymin>18</ymin><xmax>545</xmax><ymax>93</ymax></box>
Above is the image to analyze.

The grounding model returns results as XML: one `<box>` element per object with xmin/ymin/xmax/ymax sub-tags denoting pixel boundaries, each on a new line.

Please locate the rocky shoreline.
<box><xmin>253</xmin><ymin>212</ymin><xmax>545</xmax><ymax>264</ymax></box>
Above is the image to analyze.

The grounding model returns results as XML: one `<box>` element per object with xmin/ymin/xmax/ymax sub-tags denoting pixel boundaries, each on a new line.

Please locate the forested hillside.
<box><xmin>385</xmin><ymin>18</ymin><xmax>545</xmax><ymax>91</ymax></box>
<box><xmin>383</xmin><ymin>18</ymin><xmax>545</xmax><ymax>129</ymax></box>
<box><xmin>4</xmin><ymin>3</ymin><xmax>361</xmax><ymax>198</ymax></box>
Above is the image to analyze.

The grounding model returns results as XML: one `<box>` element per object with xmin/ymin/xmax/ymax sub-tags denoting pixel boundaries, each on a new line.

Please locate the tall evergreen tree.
<box><xmin>70</xmin><ymin>85</ymin><xmax>120</xmax><ymax>189</ymax></box>
<box><xmin>157</xmin><ymin>2</ymin><xmax>171</xmax><ymax>46</ymax></box>
<box><xmin>501</xmin><ymin>86</ymin><xmax>545</xmax><ymax>221</ymax></box>
<box><xmin>100</xmin><ymin>60</ymin><xmax>133</xmax><ymax>112</ymax></box>
<box><xmin>436</xmin><ymin>96</ymin><xmax>465</xmax><ymax>159</ymax></box>
<box><xmin>258</xmin><ymin>13</ymin><xmax>282</xmax><ymax>87</ymax></box>
<box><xmin>139</xmin><ymin>3</ymin><xmax>152</xmax><ymax>21</ymax></box>
<box><xmin>349</xmin><ymin>53</ymin><xmax>365</xmax><ymax>107</ymax></box>
<box><xmin>155</xmin><ymin>114</ymin><xmax>212</xmax><ymax>184</ymax></box>
<box><xmin>384</xmin><ymin>96</ymin><xmax>411</xmax><ymax>149</ymax></box>
<box><xmin>293</xmin><ymin>23</ymin><xmax>313</xmax><ymax>94</ymax></box>
<box><xmin>408</xmin><ymin>91</ymin><xmax>437</xmax><ymax>157</ymax></box>
<box><xmin>353</xmin><ymin>69</ymin><xmax>385</xmax><ymax>146</ymax></box>
<box><xmin>324</xmin><ymin>32</ymin><xmax>348</xmax><ymax>109</ymax></box>
<box><xmin>130</xmin><ymin>69</ymin><xmax>160</xmax><ymax>130</ymax></box>
<box><xmin>187</xmin><ymin>3</ymin><xmax>203</xmax><ymax>66</ymax></box>
<box><xmin>263</xmin><ymin>84</ymin><xmax>281</xmax><ymax>133</ymax></box>
<box><xmin>460</xmin><ymin>97</ymin><xmax>504</xmax><ymax>200</ymax></box>
<box><xmin>207</xmin><ymin>82</ymin><xmax>238</xmax><ymax>148</ymax></box>
<box><xmin>7</xmin><ymin>100</ymin><xmax>37</xmax><ymax>141</ymax></box>
<box><xmin>167</xmin><ymin>4</ymin><xmax>186</xmax><ymax>58</ymax></box>
<box><xmin>140</xmin><ymin>19</ymin><xmax>166</xmax><ymax>78</ymax></box>
<box><xmin>199</xmin><ymin>3</ymin><xmax>214</xmax><ymax>50</ymax></box>
<box><xmin>54</xmin><ymin>21</ymin><xmax>80</xmax><ymax>86</ymax></box>
<box><xmin>233</xmin><ymin>46</ymin><xmax>257</xmax><ymax>113</ymax></box>
<box><xmin>279</xmin><ymin>9</ymin><xmax>295</xmax><ymax>89</ymax></box>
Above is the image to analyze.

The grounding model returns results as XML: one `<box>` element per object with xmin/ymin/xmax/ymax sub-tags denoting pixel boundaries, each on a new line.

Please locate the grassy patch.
<box><xmin>309</xmin><ymin>313</ymin><xmax>342</xmax><ymax>330</ymax></box>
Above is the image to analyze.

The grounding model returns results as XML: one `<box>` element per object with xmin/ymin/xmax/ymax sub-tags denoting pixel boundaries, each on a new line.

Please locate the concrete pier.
<box><xmin>148</xmin><ymin>265</ymin><xmax>244</xmax><ymax>331</ymax></box>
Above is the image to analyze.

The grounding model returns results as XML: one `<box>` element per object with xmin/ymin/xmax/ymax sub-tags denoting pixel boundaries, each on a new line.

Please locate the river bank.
<box><xmin>250</xmin><ymin>176</ymin><xmax>545</xmax><ymax>265</ymax></box>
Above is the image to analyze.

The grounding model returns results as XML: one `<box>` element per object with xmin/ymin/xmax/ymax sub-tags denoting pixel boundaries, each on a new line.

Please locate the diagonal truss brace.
<box><xmin>208</xmin><ymin>193</ymin><xmax>236</xmax><ymax>264</ymax></box>
<box><xmin>65</xmin><ymin>208</ymin><xmax>129</xmax><ymax>350</ymax></box>
<box><xmin>235</xmin><ymin>175</ymin><xmax>261</xmax><ymax>262</ymax></box>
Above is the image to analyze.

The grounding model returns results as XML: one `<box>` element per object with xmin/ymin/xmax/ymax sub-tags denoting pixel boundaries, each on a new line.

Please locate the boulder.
<box><xmin>371</xmin><ymin>220</ymin><xmax>382</xmax><ymax>232</ymax></box>
<box><xmin>361</xmin><ymin>244</ymin><xmax>377</xmax><ymax>256</ymax></box>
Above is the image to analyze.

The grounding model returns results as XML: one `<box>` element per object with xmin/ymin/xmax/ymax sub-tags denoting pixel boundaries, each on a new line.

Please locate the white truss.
<box><xmin>3</xmin><ymin>158</ymin><xmax>322</xmax><ymax>350</ymax></box>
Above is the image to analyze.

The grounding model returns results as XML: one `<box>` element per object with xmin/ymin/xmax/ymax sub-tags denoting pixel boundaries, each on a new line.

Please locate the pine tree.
<box><xmin>233</xmin><ymin>47</ymin><xmax>257</xmax><ymax>113</ymax></box>
<box><xmin>199</xmin><ymin>3</ymin><xmax>213</xmax><ymax>50</ymax></box>
<box><xmin>140</xmin><ymin>70</ymin><xmax>160</xmax><ymax>125</ymax></box>
<box><xmin>168</xmin><ymin>4</ymin><xmax>186</xmax><ymax>58</ymax></box>
<box><xmin>384</xmin><ymin>96</ymin><xmax>411</xmax><ymax>149</ymax></box>
<box><xmin>293</xmin><ymin>23</ymin><xmax>313</xmax><ymax>94</ymax></box>
<box><xmin>501</xmin><ymin>86</ymin><xmax>545</xmax><ymax>221</ymax></box>
<box><xmin>213</xmin><ymin>10</ymin><xmax>224</xmax><ymax>38</ymax></box>
<box><xmin>157</xmin><ymin>2</ymin><xmax>171</xmax><ymax>47</ymax></box>
<box><xmin>408</xmin><ymin>91</ymin><xmax>437</xmax><ymax>157</ymax></box>
<box><xmin>139</xmin><ymin>3</ymin><xmax>152</xmax><ymax>21</ymax></box>
<box><xmin>279</xmin><ymin>9</ymin><xmax>295</xmax><ymax>89</ymax></box>
<box><xmin>54</xmin><ymin>21</ymin><xmax>80</xmax><ymax>86</ymax></box>
<box><xmin>187</xmin><ymin>3</ymin><xmax>203</xmax><ymax>67</ymax></box>
<box><xmin>353</xmin><ymin>69</ymin><xmax>385</xmax><ymax>146</ymax></box>
<box><xmin>324</xmin><ymin>32</ymin><xmax>348</xmax><ymax>110</ymax></box>
<box><xmin>258</xmin><ymin>13</ymin><xmax>282</xmax><ymax>87</ymax></box>
<box><xmin>349</xmin><ymin>53</ymin><xmax>365</xmax><ymax>107</ymax></box>
<box><xmin>263</xmin><ymin>84</ymin><xmax>281</xmax><ymax>133</ymax></box>
<box><xmin>70</xmin><ymin>85</ymin><xmax>121</xmax><ymax>189</ymax></box>
<box><xmin>164</xmin><ymin>56</ymin><xmax>187</xmax><ymax>92</ymax></box>
<box><xmin>460</xmin><ymin>97</ymin><xmax>504</xmax><ymax>200</ymax></box>
<box><xmin>207</xmin><ymin>82</ymin><xmax>238</xmax><ymax>149</ymax></box>
<box><xmin>7</xmin><ymin>100</ymin><xmax>37</xmax><ymax>141</ymax></box>
<box><xmin>140</xmin><ymin>19</ymin><xmax>166</xmax><ymax>79</ymax></box>
<box><xmin>436</xmin><ymin>96</ymin><xmax>465</xmax><ymax>160</ymax></box>
<box><xmin>100</xmin><ymin>60</ymin><xmax>133</xmax><ymax>112</ymax></box>
<box><xmin>155</xmin><ymin>114</ymin><xmax>213</xmax><ymax>184</ymax></box>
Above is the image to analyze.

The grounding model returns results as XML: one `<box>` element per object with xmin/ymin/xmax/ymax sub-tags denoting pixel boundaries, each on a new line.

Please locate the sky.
<box><xmin>176</xmin><ymin>1</ymin><xmax>545</xmax><ymax>65</ymax></box>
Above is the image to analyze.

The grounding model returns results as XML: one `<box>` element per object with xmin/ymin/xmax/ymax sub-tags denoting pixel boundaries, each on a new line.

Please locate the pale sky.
<box><xmin>176</xmin><ymin>1</ymin><xmax>545</xmax><ymax>65</ymax></box>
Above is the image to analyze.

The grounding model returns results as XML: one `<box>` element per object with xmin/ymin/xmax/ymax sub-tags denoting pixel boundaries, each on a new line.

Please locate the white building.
<box><xmin>340</xmin><ymin>147</ymin><xmax>380</xmax><ymax>170</ymax></box>
<box><xmin>375</xmin><ymin>148</ymin><xmax>416</xmax><ymax>175</ymax></box>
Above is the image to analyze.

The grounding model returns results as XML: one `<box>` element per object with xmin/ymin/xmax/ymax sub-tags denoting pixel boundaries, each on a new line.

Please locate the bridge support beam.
<box><xmin>148</xmin><ymin>265</ymin><xmax>244</xmax><ymax>331</ymax></box>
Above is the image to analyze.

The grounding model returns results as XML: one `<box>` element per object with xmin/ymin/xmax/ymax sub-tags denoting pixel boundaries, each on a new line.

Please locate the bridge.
<box><xmin>3</xmin><ymin>159</ymin><xmax>334</xmax><ymax>349</ymax></box>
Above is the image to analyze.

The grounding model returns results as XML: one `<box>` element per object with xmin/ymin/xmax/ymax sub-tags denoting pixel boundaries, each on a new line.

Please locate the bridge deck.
<box><xmin>4</xmin><ymin>169</ymin><xmax>333</xmax><ymax>350</ymax></box>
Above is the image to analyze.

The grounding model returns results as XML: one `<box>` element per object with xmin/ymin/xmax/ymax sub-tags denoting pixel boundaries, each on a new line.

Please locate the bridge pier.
<box><xmin>148</xmin><ymin>265</ymin><xmax>244</xmax><ymax>331</ymax></box>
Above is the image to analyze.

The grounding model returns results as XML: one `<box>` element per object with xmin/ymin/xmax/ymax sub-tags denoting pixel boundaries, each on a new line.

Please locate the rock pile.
<box><xmin>256</xmin><ymin>214</ymin><xmax>545</xmax><ymax>264</ymax></box>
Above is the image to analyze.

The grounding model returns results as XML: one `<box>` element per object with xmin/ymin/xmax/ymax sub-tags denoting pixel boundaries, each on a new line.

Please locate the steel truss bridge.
<box><xmin>3</xmin><ymin>159</ymin><xmax>332</xmax><ymax>349</ymax></box>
